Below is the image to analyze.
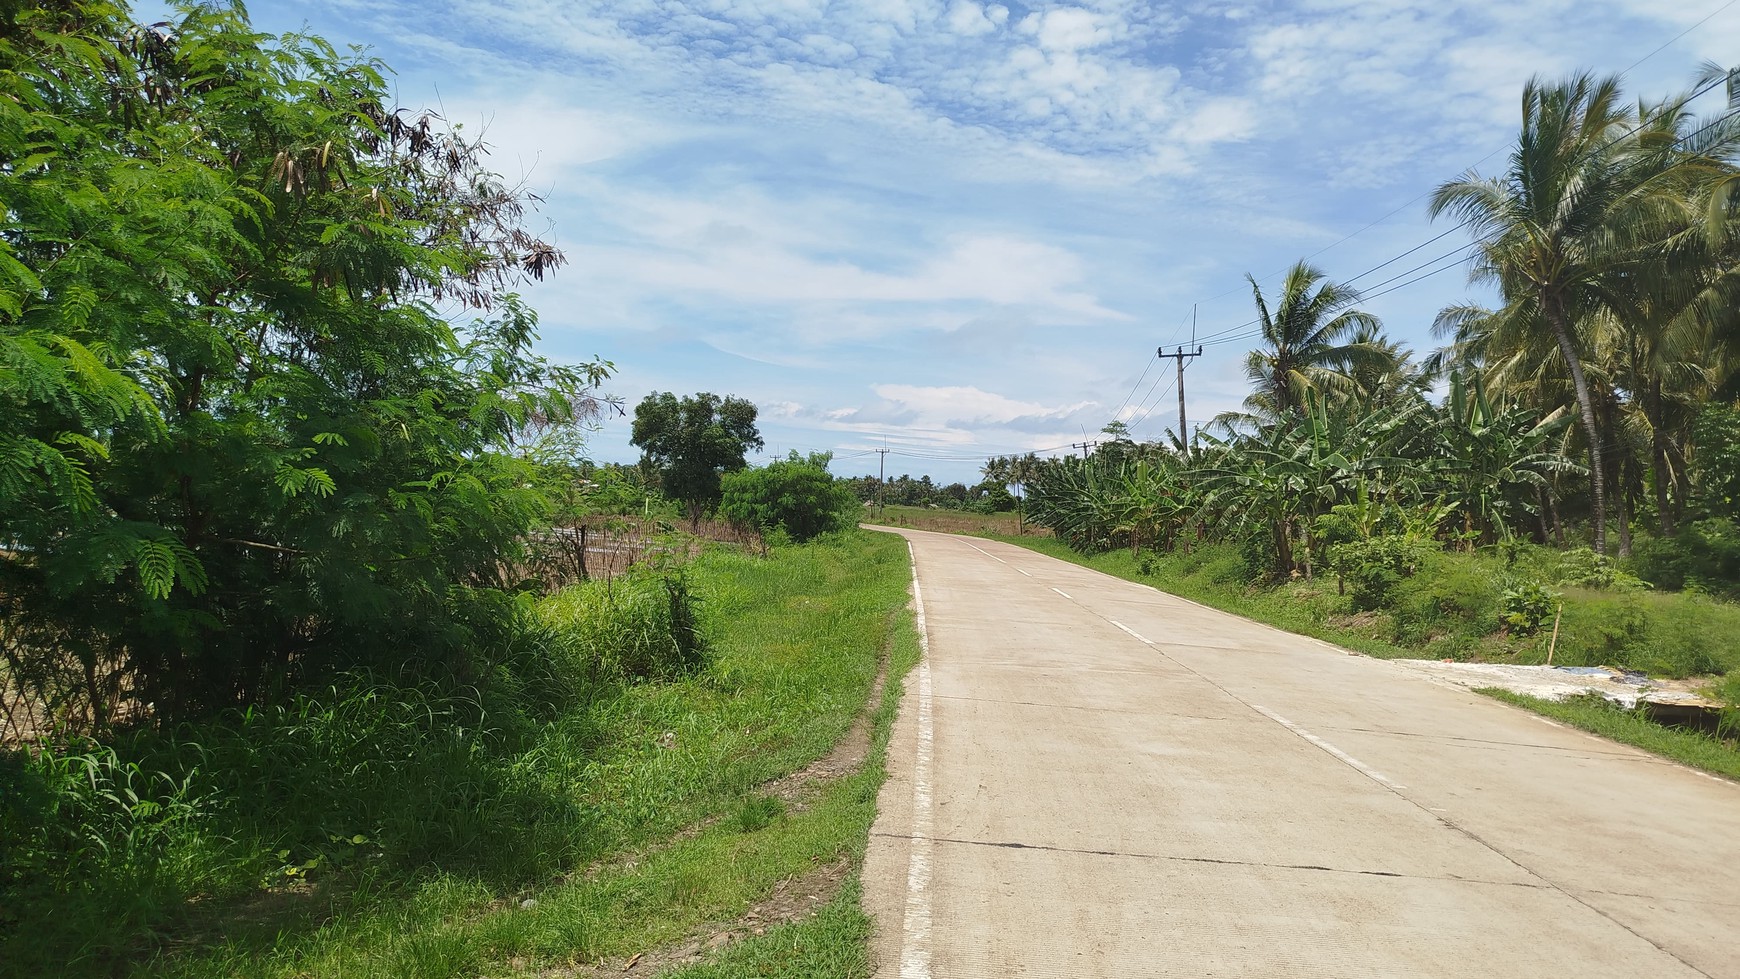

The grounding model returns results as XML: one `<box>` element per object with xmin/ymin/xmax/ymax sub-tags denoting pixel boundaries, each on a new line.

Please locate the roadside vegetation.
<box><xmin>4</xmin><ymin>532</ymin><xmax>916</xmax><ymax>977</ymax></box>
<box><xmin>869</xmin><ymin>504</ymin><xmax>1044</xmax><ymax>538</ymax></box>
<box><xmin>0</xmin><ymin>4</ymin><xmax>911</xmax><ymax>976</ymax></box>
<box><xmin>989</xmin><ymin>68</ymin><xmax>1740</xmax><ymax>771</ymax></box>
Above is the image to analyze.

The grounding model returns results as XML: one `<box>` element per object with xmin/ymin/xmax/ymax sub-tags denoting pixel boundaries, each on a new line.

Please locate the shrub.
<box><xmin>538</xmin><ymin>568</ymin><xmax>708</xmax><ymax>682</ymax></box>
<box><xmin>1326</xmin><ymin>535</ymin><xmax>1430</xmax><ymax>612</ymax></box>
<box><xmin>1549</xmin><ymin>547</ymin><xmax>1649</xmax><ymax>591</ymax></box>
<box><xmin>1632</xmin><ymin>518</ymin><xmax>1740</xmax><ymax>597</ymax></box>
<box><xmin>719</xmin><ymin>459</ymin><xmax>858</xmax><ymax>543</ymax></box>
<box><xmin>1500</xmin><ymin>581</ymin><xmax>1558</xmax><ymax>636</ymax></box>
<box><xmin>1551</xmin><ymin>590</ymin><xmax>1651</xmax><ymax>668</ymax></box>
<box><xmin>1389</xmin><ymin>552</ymin><xmax>1503</xmax><ymax>644</ymax></box>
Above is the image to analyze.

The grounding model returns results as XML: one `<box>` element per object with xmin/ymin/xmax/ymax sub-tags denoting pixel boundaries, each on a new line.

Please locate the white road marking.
<box><xmin>1253</xmin><ymin>705</ymin><xmax>1407</xmax><ymax>791</ymax></box>
<box><xmin>962</xmin><ymin>540</ymin><xmax>1009</xmax><ymax>565</ymax></box>
<box><xmin>1109</xmin><ymin>619</ymin><xmax>1153</xmax><ymax>645</ymax></box>
<box><xmin>1016</xmin><ymin>568</ymin><xmax>1032</xmax><ymax>577</ymax></box>
<box><xmin>901</xmin><ymin>542</ymin><xmax>935</xmax><ymax>979</ymax></box>
<box><xmin>1051</xmin><ymin>587</ymin><xmax>1072</xmax><ymax>600</ymax></box>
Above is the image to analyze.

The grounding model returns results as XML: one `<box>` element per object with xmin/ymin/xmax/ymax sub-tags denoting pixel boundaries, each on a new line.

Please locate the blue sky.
<box><xmin>240</xmin><ymin>0</ymin><xmax>1740</xmax><ymax>484</ymax></box>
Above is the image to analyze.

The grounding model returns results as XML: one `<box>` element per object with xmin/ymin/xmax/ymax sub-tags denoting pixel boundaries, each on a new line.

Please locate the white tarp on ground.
<box><xmin>1390</xmin><ymin>660</ymin><xmax>1720</xmax><ymax>709</ymax></box>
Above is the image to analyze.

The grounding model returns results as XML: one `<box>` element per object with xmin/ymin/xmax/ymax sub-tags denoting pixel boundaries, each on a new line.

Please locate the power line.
<box><xmin>1178</xmin><ymin>8</ymin><xmax>1736</xmax><ymax>318</ymax></box>
<box><xmin>1620</xmin><ymin>0</ymin><xmax>1740</xmax><ymax>75</ymax></box>
<box><xmin>1113</xmin><ymin>349</ymin><xmax>1160</xmax><ymax>419</ymax></box>
<box><xmin>1127</xmin><ymin>372</ymin><xmax>1180</xmax><ymax>434</ymax></box>
<box><xmin>1187</xmin><ymin>71</ymin><xmax>1734</xmax><ymax>352</ymax></box>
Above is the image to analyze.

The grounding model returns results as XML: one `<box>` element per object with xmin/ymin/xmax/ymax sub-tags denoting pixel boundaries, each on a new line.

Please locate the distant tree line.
<box><xmin>839</xmin><ymin>473</ymin><xmax>1016</xmax><ymax>512</ymax></box>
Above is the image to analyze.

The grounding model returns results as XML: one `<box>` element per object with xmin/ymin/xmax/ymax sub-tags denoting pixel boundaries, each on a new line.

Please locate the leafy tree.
<box><xmin>719</xmin><ymin>452</ymin><xmax>857</xmax><ymax>543</ymax></box>
<box><xmin>0</xmin><ymin>1</ymin><xmax>607</xmax><ymax>722</ymax></box>
<box><xmin>630</xmin><ymin>392</ymin><xmax>763</xmax><ymax>523</ymax></box>
<box><xmin>1689</xmin><ymin>402</ymin><xmax>1740</xmax><ymax>518</ymax></box>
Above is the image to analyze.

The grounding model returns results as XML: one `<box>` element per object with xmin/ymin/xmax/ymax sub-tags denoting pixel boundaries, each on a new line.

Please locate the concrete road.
<box><xmin>862</xmin><ymin>529</ymin><xmax>1740</xmax><ymax>978</ymax></box>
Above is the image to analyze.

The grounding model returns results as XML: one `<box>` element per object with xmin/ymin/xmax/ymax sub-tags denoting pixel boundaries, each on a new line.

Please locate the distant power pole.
<box><xmin>1160</xmin><ymin>344</ymin><xmax>1204</xmax><ymax>450</ymax></box>
<box><xmin>875</xmin><ymin>448</ymin><xmax>889</xmax><ymax>512</ymax></box>
<box><xmin>1070</xmin><ymin>440</ymin><xmax>1098</xmax><ymax>459</ymax></box>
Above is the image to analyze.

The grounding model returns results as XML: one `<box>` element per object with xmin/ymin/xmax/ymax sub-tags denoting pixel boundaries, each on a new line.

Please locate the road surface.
<box><xmin>862</xmin><ymin>528</ymin><xmax>1740</xmax><ymax>978</ymax></box>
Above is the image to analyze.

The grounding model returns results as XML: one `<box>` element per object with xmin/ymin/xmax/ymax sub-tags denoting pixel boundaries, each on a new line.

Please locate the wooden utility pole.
<box><xmin>1070</xmin><ymin>440</ymin><xmax>1098</xmax><ymax>459</ymax></box>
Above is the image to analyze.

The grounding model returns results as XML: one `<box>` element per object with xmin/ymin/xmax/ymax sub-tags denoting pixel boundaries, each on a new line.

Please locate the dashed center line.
<box><xmin>1109</xmin><ymin>619</ymin><xmax>1153</xmax><ymax>645</ymax></box>
<box><xmin>1253</xmin><ymin>705</ymin><xmax>1406</xmax><ymax>791</ymax></box>
<box><xmin>1051</xmin><ymin>587</ymin><xmax>1072</xmax><ymax>600</ymax></box>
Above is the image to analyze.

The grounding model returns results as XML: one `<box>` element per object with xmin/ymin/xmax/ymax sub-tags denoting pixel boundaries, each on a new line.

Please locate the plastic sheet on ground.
<box><xmin>1390</xmin><ymin>660</ymin><xmax>1720</xmax><ymax>710</ymax></box>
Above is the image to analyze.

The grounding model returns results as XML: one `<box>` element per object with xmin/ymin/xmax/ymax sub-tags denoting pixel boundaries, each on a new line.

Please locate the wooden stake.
<box><xmin>1546</xmin><ymin>603</ymin><xmax>1563</xmax><ymax>666</ymax></box>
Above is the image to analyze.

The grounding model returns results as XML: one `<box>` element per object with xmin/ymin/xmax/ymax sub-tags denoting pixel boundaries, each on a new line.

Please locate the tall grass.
<box><xmin>0</xmin><ymin>530</ymin><xmax>914</xmax><ymax>978</ymax></box>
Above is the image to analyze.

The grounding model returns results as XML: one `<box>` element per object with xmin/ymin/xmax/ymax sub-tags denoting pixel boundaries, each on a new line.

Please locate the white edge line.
<box><xmin>900</xmin><ymin>541</ymin><xmax>934</xmax><ymax>979</ymax></box>
<box><xmin>1253</xmin><ymin>705</ymin><xmax>1406</xmax><ymax>791</ymax></box>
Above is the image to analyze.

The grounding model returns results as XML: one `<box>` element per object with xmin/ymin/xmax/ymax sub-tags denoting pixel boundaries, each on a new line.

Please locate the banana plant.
<box><xmin>1429</xmin><ymin>372</ymin><xmax>1580</xmax><ymax>546</ymax></box>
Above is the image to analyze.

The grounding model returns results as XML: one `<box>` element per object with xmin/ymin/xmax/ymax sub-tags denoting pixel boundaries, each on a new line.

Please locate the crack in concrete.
<box><xmin>870</xmin><ymin>832</ymin><xmax>1740</xmax><ymax>911</ymax></box>
<box><xmin>932</xmin><ymin>693</ymin><xmax>1230</xmax><ymax>720</ymax></box>
<box><xmin>1322</xmin><ymin>724</ymin><xmax>1653</xmax><ymax>758</ymax></box>
<box><xmin>870</xmin><ymin>831</ymin><xmax>1535</xmax><ymax>886</ymax></box>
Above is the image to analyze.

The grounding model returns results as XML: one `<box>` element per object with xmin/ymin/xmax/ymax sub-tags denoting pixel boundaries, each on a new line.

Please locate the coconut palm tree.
<box><xmin>1240</xmin><ymin>261</ymin><xmax>1389</xmax><ymax>422</ymax></box>
<box><xmin>1429</xmin><ymin>71</ymin><xmax>1740</xmax><ymax>553</ymax></box>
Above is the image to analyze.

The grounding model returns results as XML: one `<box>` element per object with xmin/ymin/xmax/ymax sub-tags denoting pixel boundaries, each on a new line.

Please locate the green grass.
<box><xmin>660</xmin><ymin>881</ymin><xmax>874</xmax><ymax>979</ymax></box>
<box><xmin>3</xmin><ymin>529</ymin><xmax>918</xmax><ymax>979</ymax></box>
<box><xmin>1476</xmin><ymin>690</ymin><xmax>1740</xmax><ymax>782</ymax></box>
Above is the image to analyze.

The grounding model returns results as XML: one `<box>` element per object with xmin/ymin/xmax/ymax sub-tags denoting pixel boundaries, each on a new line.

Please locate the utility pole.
<box><xmin>874</xmin><ymin>448</ymin><xmax>889</xmax><ymax>514</ymax></box>
<box><xmin>1070</xmin><ymin>440</ymin><xmax>1098</xmax><ymax>459</ymax></box>
<box><xmin>1160</xmin><ymin>344</ymin><xmax>1204</xmax><ymax>450</ymax></box>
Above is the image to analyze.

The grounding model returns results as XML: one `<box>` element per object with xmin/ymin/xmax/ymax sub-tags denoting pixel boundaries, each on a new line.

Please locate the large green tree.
<box><xmin>0</xmin><ymin>1</ymin><xmax>607</xmax><ymax>722</ymax></box>
<box><xmin>630</xmin><ymin>392</ymin><xmax>763</xmax><ymax>523</ymax></box>
<box><xmin>1429</xmin><ymin>72</ymin><xmax>1740</xmax><ymax>553</ymax></box>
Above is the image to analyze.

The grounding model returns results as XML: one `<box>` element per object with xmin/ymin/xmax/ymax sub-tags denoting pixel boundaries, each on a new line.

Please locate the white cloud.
<box><xmin>252</xmin><ymin>0</ymin><xmax>1740</xmax><ymax>484</ymax></box>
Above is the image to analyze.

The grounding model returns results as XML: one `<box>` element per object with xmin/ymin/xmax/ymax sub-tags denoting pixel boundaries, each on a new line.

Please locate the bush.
<box><xmin>1500</xmin><ymin>581</ymin><xmax>1558</xmax><ymax>636</ymax></box>
<box><xmin>1326</xmin><ymin>535</ymin><xmax>1430</xmax><ymax>611</ymax></box>
<box><xmin>0</xmin><ymin>651</ymin><xmax>595</xmax><ymax>969</ymax></box>
<box><xmin>1548</xmin><ymin>547</ymin><xmax>1649</xmax><ymax>591</ymax></box>
<box><xmin>1633</xmin><ymin>518</ymin><xmax>1740</xmax><ymax>597</ymax></box>
<box><xmin>1389</xmin><ymin>552</ymin><xmax>1503</xmax><ymax>644</ymax></box>
<box><xmin>538</xmin><ymin>568</ymin><xmax>707</xmax><ymax>682</ymax></box>
<box><xmin>1551</xmin><ymin>590</ymin><xmax>1651</xmax><ymax>668</ymax></box>
<box><xmin>719</xmin><ymin>459</ymin><xmax>858</xmax><ymax>543</ymax></box>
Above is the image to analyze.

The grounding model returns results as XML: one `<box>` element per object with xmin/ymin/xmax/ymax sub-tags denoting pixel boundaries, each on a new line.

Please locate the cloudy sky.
<box><xmin>241</xmin><ymin>0</ymin><xmax>1739</xmax><ymax>483</ymax></box>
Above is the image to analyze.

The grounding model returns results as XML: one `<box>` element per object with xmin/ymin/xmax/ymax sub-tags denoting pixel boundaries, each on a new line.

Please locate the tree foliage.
<box><xmin>719</xmin><ymin>452</ymin><xmax>858</xmax><ymax>543</ymax></box>
<box><xmin>1022</xmin><ymin>370</ymin><xmax>1579</xmax><ymax>581</ymax></box>
<box><xmin>0</xmin><ymin>1</ymin><xmax>609</xmax><ymax>722</ymax></box>
<box><xmin>629</xmin><ymin>391</ymin><xmax>762</xmax><ymax>521</ymax></box>
<box><xmin>1429</xmin><ymin>70</ymin><xmax>1740</xmax><ymax>553</ymax></box>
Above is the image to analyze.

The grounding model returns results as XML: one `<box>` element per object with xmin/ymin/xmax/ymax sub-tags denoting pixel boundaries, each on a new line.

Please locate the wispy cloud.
<box><xmin>250</xmin><ymin>0</ymin><xmax>1735</xmax><ymax>479</ymax></box>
